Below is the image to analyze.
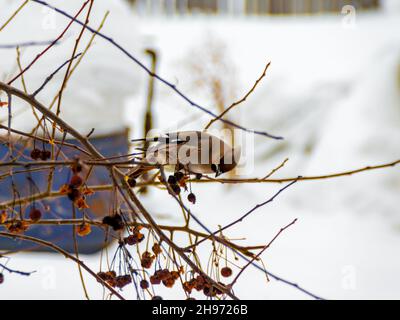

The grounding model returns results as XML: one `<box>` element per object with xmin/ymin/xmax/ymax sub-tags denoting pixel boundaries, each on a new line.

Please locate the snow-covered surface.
<box><xmin>0</xmin><ymin>0</ymin><xmax>141</xmax><ymax>135</ymax></box>
<box><xmin>1</xmin><ymin>0</ymin><xmax>400</xmax><ymax>299</ymax></box>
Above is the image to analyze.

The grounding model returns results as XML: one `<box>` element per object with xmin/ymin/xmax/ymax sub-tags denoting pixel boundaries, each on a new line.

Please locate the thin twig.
<box><xmin>230</xmin><ymin>218</ymin><xmax>298</xmax><ymax>288</ymax></box>
<box><xmin>205</xmin><ymin>61</ymin><xmax>271</xmax><ymax>129</ymax></box>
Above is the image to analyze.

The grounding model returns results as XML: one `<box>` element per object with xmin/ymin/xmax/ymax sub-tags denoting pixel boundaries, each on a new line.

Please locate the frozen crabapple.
<box><xmin>187</xmin><ymin>192</ymin><xmax>196</xmax><ymax>204</ymax></box>
<box><xmin>40</xmin><ymin>150</ymin><xmax>51</xmax><ymax>161</ymax></box>
<box><xmin>152</xmin><ymin>242</ymin><xmax>162</xmax><ymax>255</ymax></box>
<box><xmin>70</xmin><ymin>175</ymin><xmax>83</xmax><ymax>188</ymax></box>
<box><xmin>141</xmin><ymin>251</ymin><xmax>155</xmax><ymax>269</ymax></box>
<box><xmin>221</xmin><ymin>267</ymin><xmax>233</xmax><ymax>278</ymax></box>
<box><xmin>29</xmin><ymin>208</ymin><xmax>42</xmax><ymax>222</ymax></box>
<box><xmin>30</xmin><ymin>148</ymin><xmax>41</xmax><ymax>160</ymax></box>
<box><xmin>150</xmin><ymin>275</ymin><xmax>161</xmax><ymax>285</ymax></box>
<box><xmin>67</xmin><ymin>188</ymin><xmax>81</xmax><ymax>202</ymax></box>
<box><xmin>140</xmin><ymin>279</ymin><xmax>149</xmax><ymax>290</ymax></box>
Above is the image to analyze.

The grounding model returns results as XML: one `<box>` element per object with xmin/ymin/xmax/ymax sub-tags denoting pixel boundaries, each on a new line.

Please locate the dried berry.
<box><xmin>203</xmin><ymin>284</ymin><xmax>217</xmax><ymax>297</ymax></box>
<box><xmin>187</xmin><ymin>192</ymin><xmax>196</xmax><ymax>204</ymax></box>
<box><xmin>67</xmin><ymin>188</ymin><xmax>81</xmax><ymax>201</ymax></box>
<box><xmin>140</xmin><ymin>279</ymin><xmax>149</xmax><ymax>290</ymax></box>
<box><xmin>141</xmin><ymin>251</ymin><xmax>155</xmax><ymax>269</ymax></box>
<box><xmin>221</xmin><ymin>267</ymin><xmax>232</xmax><ymax>278</ymax></box>
<box><xmin>124</xmin><ymin>227</ymin><xmax>144</xmax><ymax>245</ymax></box>
<box><xmin>171</xmin><ymin>184</ymin><xmax>181</xmax><ymax>195</ymax></box>
<box><xmin>29</xmin><ymin>208</ymin><xmax>42</xmax><ymax>222</ymax></box>
<box><xmin>30</xmin><ymin>148</ymin><xmax>41</xmax><ymax>160</ymax></box>
<box><xmin>0</xmin><ymin>273</ymin><xmax>4</xmax><ymax>284</ymax></box>
<box><xmin>183</xmin><ymin>281</ymin><xmax>195</xmax><ymax>294</ymax></box>
<box><xmin>97</xmin><ymin>271</ymin><xmax>118</xmax><ymax>287</ymax></box>
<box><xmin>152</xmin><ymin>296</ymin><xmax>163</xmax><ymax>300</ymax></box>
<box><xmin>150</xmin><ymin>275</ymin><xmax>161</xmax><ymax>285</ymax></box>
<box><xmin>162</xmin><ymin>277</ymin><xmax>175</xmax><ymax>288</ymax></box>
<box><xmin>102</xmin><ymin>214</ymin><xmax>124</xmax><ymax>231</ymax></box>
<box><xmin>194</xmin><ymin>275</ymin><xmax>206</xmax><ymax>291</ymax></box>
<box><xmin>40</xmin><ymin>150</ymin><xmax>51</xmax><ymax>161</ymax></box>
<box><xmin>152</xmin><ymin>242</ymin><xmax>162</xmax><ymax>255</ymax></box>
<box><xmin>77</xmin><ymin>223</ymin><xmax>91</xmax><ymax>237</ymax></box>
<box><xmin>127</xmin><ymin>177</ymin><xmax>136</xmax><ymax>188</ymax></box>
<box><xmin>115</xmin><ymin>275</ymin><xmax>131</xmax><ymax>289</ymax></box>
<box><xmin>6</xmin><ymin>220</ymin><xmax>29</xmax><ymax>234</ymax></box>
<box><xmin>167</xmin><ymin>175</ymin><xmax>177</xmax><ymax>185</ymax></box>
<box><xmin>155</xmin><ymin>269</ymin><xmax>170</xmax><ymax>281</ymax></box>
<box><xmin>70</xmin><ymin>175</ymin><xmax>83</xmax><ymax>188</ymax></box>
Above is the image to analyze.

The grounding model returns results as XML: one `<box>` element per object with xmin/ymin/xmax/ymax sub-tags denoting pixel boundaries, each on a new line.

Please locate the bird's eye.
<box><xmin>211</xmin><ymin>164</ymin><xmax>217</xmax><ymax>172</ymax></box>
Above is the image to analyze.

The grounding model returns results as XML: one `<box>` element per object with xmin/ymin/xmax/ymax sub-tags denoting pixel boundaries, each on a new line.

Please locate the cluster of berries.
<box><xmin>183</xmin><ymin>274</ymin><xmax>225</xmax><ymax>297</ymax></box>
<box><xmin>60</xmin><ymin>161</ymin><xmax>91</xmax><ymax>210</ymax></box>
<box><xmin>167</xmin><ymin>171</ymin><xmax>196</xmax><ymax>204</ymax></box>
<box><xmin>167</xmin><ymin>171</ymin><xmax>184</xmax><ymax>195</ymax></box>
<box><xmin>97</xmin><ymin>271</ymin><xmax>132</xmax><ymax>289</ymax></box>
<box><xmin>30</xmin><ymin>148</ymin><xmax>51</xmax><ymax>161</ymax></box>
<box><xmin>6</xmin><ymin>220</ymin><xmax>29</xmax><ymax>234</ymax></box>
<box><xmin>149</xmin><ymin>268</ymin><xmax>183</xmax><ymax>288</ymax></box>
<box><xmin>139</xmin><ymin>242</ymin><xmax>163</xmax><ymax>269</ymax></box>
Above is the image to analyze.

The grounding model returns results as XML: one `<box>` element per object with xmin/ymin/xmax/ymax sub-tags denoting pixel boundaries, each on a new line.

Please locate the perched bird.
<box><xmin>129</xmin><ymin>131</ymin><xmax>241</xmax><ymax>178</ymax></box>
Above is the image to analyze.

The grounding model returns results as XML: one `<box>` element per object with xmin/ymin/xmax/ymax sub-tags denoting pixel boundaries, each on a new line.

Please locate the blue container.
<box><xmin>0</xmin><ymin>130</ymin><xmax>129</xmax><ymax>254</ymax></box>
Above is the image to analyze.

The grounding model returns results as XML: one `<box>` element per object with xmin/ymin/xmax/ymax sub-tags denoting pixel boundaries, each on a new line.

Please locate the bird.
<box><xmin>128</xmin><ymin>131</ymin><xmax>241</xmax><ymax>179</ymax></box>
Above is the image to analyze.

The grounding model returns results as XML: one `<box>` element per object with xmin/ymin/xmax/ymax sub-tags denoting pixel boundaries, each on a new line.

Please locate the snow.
<box><xmin>1</xmin><ymin>0</ymin><xmax>400</xmax><ymax>299</ymax></box>
<box><xmin>0</xmin><ymin>0</ymin><xmax>142</xmax><ymax>135</ymax></box>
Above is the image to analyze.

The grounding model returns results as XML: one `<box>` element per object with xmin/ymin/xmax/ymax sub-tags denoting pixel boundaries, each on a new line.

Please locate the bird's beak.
<box><xmin>215</xmin><ymin>169</ymin><xmax>222</xmax><ymax>178</ymax></box>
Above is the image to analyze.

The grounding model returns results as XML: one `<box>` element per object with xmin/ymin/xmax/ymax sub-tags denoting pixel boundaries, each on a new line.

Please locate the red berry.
<box><xmin>40</xmin><ymin>150</ymin><xmax>51</xmax><ymax>161</ymax></box>
<box><xmin>30</xmin><ymin>148</ymin><xmax>41</xmax><ymax>160</ymax></box>
<box><xmin>221</xmin><ymin>267</ymin><xmax>232</xmax><ymax>278</ymax></box>
<box><xmin>187</xmin><ymin>193</ymin><xmax>196</xmax><ymax>204</ymax></box>
<box><xmin>29</xmin><ymin>208</ymin><xmax>42</xmax><ymax>221</ymax></box>
<box><xmin>67</xmin><ymin>188</ymin><xmax>81</xmax><ymax>201</ymax></box>
<box><xmin>150</xmin><ymin>275</ymin><xmax>161</xmax><ymax>285</ymax></box>
<box><xmin>140</xmin><ymin>279</ymin><xmax>149</xmax><ymax>289</ymax></box>
<box><xmin>70</xmin><ymin>175</ymin><xmax>83</xmax><ymax>188</ymax></box>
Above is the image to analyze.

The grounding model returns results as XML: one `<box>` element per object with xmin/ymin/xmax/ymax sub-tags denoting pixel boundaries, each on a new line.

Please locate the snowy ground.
<box><xmin>1</xmin><ymin>0</ymin><xmax>400</xmax><ymax>299</ymax></box>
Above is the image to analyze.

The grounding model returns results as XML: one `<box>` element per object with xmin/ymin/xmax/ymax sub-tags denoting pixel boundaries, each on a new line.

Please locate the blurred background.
<box><xmin>0</xmin><ymin>0</ymin><xmax>399</xmax><ymax>299</ymax></box>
